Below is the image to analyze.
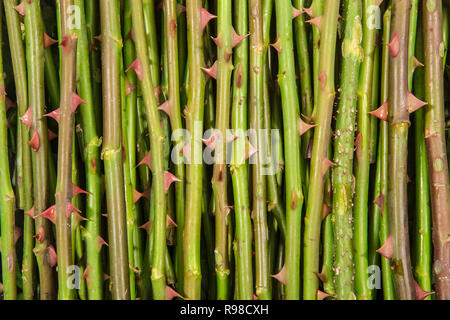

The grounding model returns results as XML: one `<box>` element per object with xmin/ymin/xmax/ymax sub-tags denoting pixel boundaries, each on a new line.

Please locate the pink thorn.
<box><xmin>71</xmin><ymin>92</ymin><xmax>87</xmax><ymax>113</ymax></box>
<box><xmin>292</xmin><ymin>7</ymin><xmax>303</xmax><ymax>19</ymax></box>
<box><xmin>60</xmin><ymin>35</ymin><xmax>73</xmax><ymax>55</ymax></box>
<box><xmin>200</xmin><ymin>8</ymin><xmax>217</xmax><ymax>32</ymax></box>
<box><xmin>322</xmin><ymin>157</ymin><xmax>336</xmax><ymax>176</ymax></box>
<box><xmin>412</xmin><ymin>56</ymin><xmax>424</xmax><ymax>69</ymax></box>
<box><xmin>47</xmin><ymin>129</ymin><xmax>58</xmax><ymax>142</ymax></box>
<box><xmin>43</xmin><ymin>32</ymin><xmax>57</xmax><ymax>49</ymax></box>
<box><xmin>414</xmin><ymin>280</ymin><xmax>433</xmax><ymax>300</ymax></box>
<box><xmin>20</xmin><ymin>107</ymin><xmax>33</xmax><ymax>128</ymax></box>
<box><xmin>306</xmin><ymin>16</ymin><xmax>323</xmax><ymax>30</ymax></box>
<box><xmin>298</xmin><ymin>117</ymin><xmax>316</xmax><ymax>136</ymax></box>
<box><xmin>245</xmin><ymin>141</ymin><xmax>258</xmax><ymax>160</ymax></box>
<box><xmin>103</xmin><ymin>274</ymin><xmax>110</xmax><ymax>281</ymax></box>
<box><xmin>14</xmin><ymin>2</ymin><xmax>26</xmax><ymax>16</ymax></box>
<box><xmin>164</xmin><ymin>171</ymin><xmax>181</xmax><ymax>194</ymax></box>
<box><xmin>181</xmin><ymin>143</ymin><xmax>191</xmax><ymax>164</ymax></box>
<box><xmin>211</xmin><ymin>35</ymin><xmax>222</xmax><ymax>48</ymax></box>
<box><xmin>202</xmin><ymin>133</ymin><xmax>216</xmax><ymax>150</ymax></box>
<box><xmin>407</xmin><ymin>92</ymin><xmax>427</xmax><ymax>113</ymax></box>
<box><xmin>46</xmin><ymin>245</ymin><xmax>58</xmax><ymax>268</ymax></box>
<box><xmin>388</xmin><ymin>33</ymin><xmax>400</xmax><ymax>57</ymax></box>
<box><xmin>126</xmin><ymin>58</ymin><xmax>143</xmax><ymax>81</ymax></box>
<box><xmin>376</xmin><ymin>234</ymin><xmax>393</xmax><ymax>260</ymax></box>
<box><xmin>28</xmin><ymin>129</ymin><xmax>41</xmax><ymax>152</ymax></box>
<box><xmin>373</xmin><ymin>193</ymin><xmax>385</xmax><ymax>213</ymax></box>
<box><xmin>34</xmin><ymin>225</ymin><xmax>45</xmax><ymax>244</ymax></box>
<box><xmin>201</xmin><ymin>61</ymin><xmax>218</xmax><ymax>80</ymax></box>
<box><xmin>166</xmin><ymin>215</ymin><xmax>178</xmax><ymax>228</ymax></box>
<box><xmin>270</xmin><ymin>38</ymin><xmax>282</xmax><ymax>53</ymax></box>
<box><xmin>166</xmin><ymin>285</ymin><xmax>183</xmax><ymax>300</ymax></box>
<box><xmin>139</xmin><ymin>220</ymin><xmax>152</xmax><ymax>234</ymax></box>
<box><xmin>253</xmin><ymin>294</ymin><xmax>259</xmax><ymax>300</ymax></box>
<box><xmin>133</xmin><ymin>188</ymin><xmax>144</xmax><ymax>203</ymax></box>
<box><xmin>35</xmin><ymin>205</ymin><xmax>56</xmax><ymax>223</ymax></box>
<box><xmin>302</xmin><ymin>7</ymin><xmax>313</xmax><ymax>17</ymax></box>
<box><xmin>81</xmin><ymin>266</ymin><xmax>90</xmax><ymax>281</ymax></box>
<box><xmin>25</xmin><ymin>206</ymin><xmax>35</xmax><ymax>218</ymax></box>
<box><xmin>126</xmin><ymin>79</ymin><xmax>136</xmax><ymax>96</ymax></box>
<box><xmin>66</xmin><ymin>202</ymin><xmax>81</xmax><ymax>218</ymax></box>
<box><xmin>232</xmin><ymin>28</ymin><xmax>249</xmax><ymax>48</ymax></box>
<box><xmin>317</xmin><ymin>290</ymin><xmax>330</xmax><ymax>300</ymax></box>
<box><xmin>97</xmin><ymin>236</ymin><xmax>109</xmax><ymax>250</ymax></box>
<box><xmin>271</xmin><ymin>264</ymin><xmax>286</xmax><ymax>286</ymax></box>
<box><xmin>137</xmin><ymin>151</ymin><xmax>151</xmax><ymax>170</ymax></box>
<box><xmin>73</xmin><ymin>184</ymin><xmax>89</xmax><ymax>196</ymax></box>
<box><xmin>369</xmin><ymin>101</ymin><xmax>388</xmax><ymax>121</ymax></box>
<box><xmin>158</xmin><ymin>100</ymin><xmax>171</xmax><ymax>116</ymax></box>
<box><xmin>45</xmin><ymin>108</ymin><xmax>61</xmax><ymax>123</ymax></box>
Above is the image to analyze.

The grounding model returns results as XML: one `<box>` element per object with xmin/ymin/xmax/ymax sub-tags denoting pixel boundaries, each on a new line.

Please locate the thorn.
<box><xmin>73</xmin><ymin>184</ymin><xmax>89</xmax><ymax>196</ymax></box>
<box><xmin>158</xmin><ymin>100</ymin><xmax>171</xmax><ymax>116</ymax></box>
<box><xmin>245</xmin><ymin>140</ymin><xmax>258</xmax><ymax>160</ymax></box>
<box><xmin>36</xmin><ymin>205</ymin><xmax>56</xmax><ymax>224</ymax></box>
<box><xmin>6</xmin><ymin>98</ymin><xmax>16</xmax><ymax>111</ymax></box>
<box><xmin>133</xmin><ymin>189</ymin><xmax>144</xmax><ymax>203</ymax></box>
<box><xmin>388</xmin><ymin>33</ymin><xmax>400</xmax><ymax>57</ymax></box>
<box><xmin>125</xmin><ymin>28</ymin><xmax>134</xmax><ymax>42</ymax></box>
<box><xmin>270</xmin><ymin>38</ymin><xmax>282</xmax><ymax>53</ymax></box>
<box><xmin>318</xmin><ymin>71</ymin><xmax>327</xmax><ymax>89</ymax></box>
<box><xmin>25</xmin><ymin>206</ymin><xmax>35</xmax><ymax>218</ymax></box>
<box><xmin>271</xmin><ymin>264</ymin><xmax>286</xmax><ymax>286</ymax></box>
<box><xmin>317</xmin><ymin>290</ymin><xmax>330</xmax><ymax>300</ymax></box>
<box><xmin>306</xmin><ymin>16</ymin><xmax>323</xmax><ymax>30</ymax></box>
<box><xmin>48</xmin><ymin>129</ymin><xmax>58</xmax><ymax>141</ymax></box>
<box><xmin>201</xmin><ymin>61</ymin><xmax>217</xmax><ymax>80</ymax></box>
<box><xmin>60</xmin><ymin>35</ymin><xmax>73</xmax><ymax>55</ymax></box>
<box><xmin>177</xmin><ymin>4</ymin><xmax>186</xmax><ymax>14</ymax></box>
<box><xmin>20</xmin><ymin>107</ymin><xmax>33</xmax><ymax>128</ymax></box>
<box><xmin>72</xmin><ymin>212</ymin><xmax>87</xmax><ymax>229</ymax></box>
<box><xmin>166</xmin><ymin>285</ymin><xmax>183</xmax><ymax>300</ymax></box>
<box><xmin>292</xmin><ymin>7</ymin><xmax>303</xmax><ymax>19</ymax></box>
<box><xmin>72</xmin><ymin>92</ymin><xmax>87</xmax><ymax>113</ymax></box>
<box><xmin>322</xmin><ymin>203</ymin><xmax>331</xmax><ymax>220</ymax></box>
<box><xmin>28</xmin><ymin>129</ymin><xmax>41</xmax><ymax>152</ymax></box>
<box><xmin>94</xmin><ymin>35</ymin><xmax>102</xmax><ymax>42</ymax></box>
<box><xmin>97</xmin><ymin>236</ymin><xmax>109</xmax><ymax>250</ymax></box>
<box><xmin>376</xmin><ymin>234</ymin><xmax>393</xmax><ymax>259</ymax></box>
<box><xmin>407</xmin><ymin>92</ymin><xmax>427</xmax><ymax>113</ymax></box>
<box><xmin>34</xmin><ymin>225</ymin><xmax>45</xmax><ymax>243</ymax></box>
<box><xmin>322</xmin><ymin>157</ymin><xmax>335</xmax><ymax>176</ymax></box>
<box><xmin>369</xmin><ymin>101</ymin><xmax>388</xmax><ymax>121</ymax></box>
<box><xmin>232</xmin><ymin>28</ymin><xmax>248</xmax><ymax>48</ymax></box>
<box><xmin>298</xmin><ymin>117</ymin><xmax>316</xmax><ymax>136</ymax></box>
<box><xmin>43</xmin><ymin>32</ymin><xmax>57</xmax><ymax>49</ymax></box>
<box><xmin>14</xmin><ymin>2</ymin><xmax>26</xmax><ymax>16</ymax></box>
<box><xmin>125</xmin><ymin>79</ymin><xmax>136</xmax><ymax>96</ymax></box>
<box><xmin>373</xmin><ymin>193</ymin><xmax>385</xmax><ymax>214</ymax></box>
<box><xmin>139</xmin><ymin>220</ymin><xmax>152</xmax><ymax>233</ymax></box>
<box><xmin>153</xmin><ymin>86</ymin><xmax>161</xmax><ymax>102</ymax></box>
<box><xmin>253</xmin><ymin>294</ymin><xmax>259</xmax><ymax>300</ymax></box>
<box><xmin>45</xmin><ymin>108</ymin><xmax>61</xmax><ymax>123</ymax></box>
<box><xmin>314</xmin><ymin>271</ymin><xmax>327</xmax><ymax>283</ymax></box>
<box><xmin>181</xmin><ymin>143</ymin><xmax>191</xmax><ymax>163</ymax></box>
<box><xmin>66</xmin><ymin>202</ymin><xmax>81</xmax><ymax>218</ymax></box>
<box><xmin>412</xmin><ymin>56</ymin><xmax>424</xmax><ymax>69</ymax></box>
<box><xmin>414</xmin><ymin>280</ymin><xmax>433</xmax><ymax>300</ymax></box>
<box><xmin>164</xmin><ymin>171</ymin><xmax>181</xmax><ymax>194</ymax></box>
<box><xmin>81</xmin><ymin>266</ymin><xmax>89</xmax><ymax>281</ymax></box>
<box><xmin>46</xmin><ymin>245</ymin><xmax>57</xmax><ymax>268</ymax></box>
<box><xmin>0</xmin><ymin>86</ymin><xmax>5</xmax><ymax>98</ymax></box>
<box><xmin>200</xmin><ymin>8</ymin><xmax>217</xmax><ymax>32</ymax></box>
<box><xmin>103</xmin><ymin>274</ymin><xmax>110</xmax><ymax>281</ymax></box>
<box><xmin>302</xmin><ymin>7</ymin><xmax>313</xmax><ymax>17</ymax></box>
<box><xmin>211</xmin><ymin>35</ymin><xmax>222</xmax><ymax>48</ymax></box>
<box><xmin>137</xmin><ymin>151</ymin><xmax>151</xmax><ymax>170</ymax></box>
<box><xmin>126</xmin><ymin>58</ymin><xmax>143</xmax><ymax>81</ymax></box>
<box><xmin>166</xmin><ymin>215</ymin><xmax>178</xmax><ymax>228</ymax></box>
<box><xmin>224</xmin><ymin>50</ymin><xmax>232</xmax><ymax>62</ymax></box>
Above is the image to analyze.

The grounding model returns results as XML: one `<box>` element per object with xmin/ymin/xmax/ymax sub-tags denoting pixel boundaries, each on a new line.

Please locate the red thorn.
<box><xmin>306</xmin><ymin>15</ymin><xmax>323</xmax><ymax>30</ymax></box>
<box><xmin>407</xmin><ymin>92</ymin><xmax>427</xmax><ymax>113</ymax></box>
<box><xmin>45</xmin><ymin>108</ymin><xmax>61</xmax><ymax>123</ymax></box>
<box><xmin>60</xmin><ymin>35</ymin><xmax>73</xmax><ymax>55</ymax></box>
<box><xmin>388</xmin><ymin>33</ymin><xmax>400</xmax><ymax>57</ymax></box>
<box><xmin>71</xmin><ymin>92</ymin><xmax>87</xmax><ymax>113</ymax></box>
<box><xmin>317</xmin><ymin>290</ymin><xmax>330</xmax><ymax>300</ymax></box>
<box><xmin>369</xmin><ymin>101</ymin><xmax>388</xmax><ymax>121</ymax></box>
<box><xmin>201</xmin><ymin>133</ymin><xmax>216</xmax><ymax>150</ymax></box>
<box><xmin>414</xmin><ymin>280</ymin><xmax>433</xmax><ymax>300</ymax></box>
<box><xmin>164</xmin><ymin>171</ymin><xmax>181</xmax><ymax>194</ymax></box>
<box><xmin>292</xmin><ymin>7</ymin><xmax>303</xmax><ymax>19</ymax></box>
<box><xmin>298</xmin><ymin>117</ymin><xmax>316</xmax><ymax>136</ymax></box>
<box><xmin>201</xmin><ymin>61</ymin><xmax>218</xmax><ymax>80</ymax></box>
<box><xmin>253</xmin><ymin>294</ymin><xmax>259</xmax><ymax>300</ymax></box>
<box><xmin>73</xmin><ymin>184</ymin><xmax>89</xmax><ymax>196</ymax></box>
<box><xmin>20</xmin><ymin>107</ymin><xmax>33</xmax><ymax>128</ymax></box>
<box><xmin>158</xmin><ymin>100</ymin><xmax>171</xmax><ymax>116</ymax></box>
<box><xmin>14</xmin><ymin>226</ymin><xmax>23</xmax><ymax>244</ymax></box>
<box><xmin>43</xmin><ymin>32</ymin><xmax>57</xmax><ymax>49</ymax></box>
<box><xmin>322</xmin><ymin>204</ymin><xmax>332</xmax><ymax>220</ymax></box>
<box><xmin>232</xmin><ymin>28</ymin><xmax>248</xmax><ymax>48</ymax></box>
<box><xmin>126</xmin><ymin>79</ymin><xmax>136</xmax><ymax>96</ymax></box>
<box><xmin>166</xmin><ymin>215</ymin><xmax>178</xmax><ymax>228</ymax></box>
<box><xmin>302</xmin><ymin>7</ymin><xmax>313</xmax><ymax>17</ymax></box>
<box><xmin>36</xmin><ymin>205</ymin><xmax>56</xmax><ymax>224</ymax></box>
<box><xmin>34</xmin><ymin>225</ymin><xmax>45</xmax><ymax>243</ymax></box>
<box><xmin>318</xmin><ymin>71</ymin><xmax>327</xmax><ymax>89</ymax></box>
<box><xmin>166</xmin><ymin>285</ymin><xmax>183</xmax><ymax>300</ymax></box>
<box><xmin>14</xmin><ymin>2</ymin><xmax>26</xmax><ymax>16</ymax></box>
<box><xmin>46</xmin><ymin>245</ymin><xmax>57</xmax><ymax>268</ymax></box>
<box><xmin>271</xmin><ymin>264</ymin><xmax>286</xmax><ymax>286</ymax></box>
<box><xmin>200</xmin><ymin>8</ymin><xmax>217</xmax><ymax>32</ymax></box>
<box><xmin>25</xmin><ymin>206</ymin><xmax>35</xmax><ymax>218</ymax></box>
<box><xmin>126</xmin><ymin>58</ymin><xmax>143</xmax><ymax>81</ymax></box>
<box><xmin>47</xmin><ymin>129</ymin><xmax>58</xmax><ymax>142</ymax></box>
<box><xmin>137</xmin><ymin>151</ymin><xmax>151</xmax><ymax>170</ymax></box>
<box><xmin>322</xmin><ymin>158</ymin><xmax>335</xmax><ymax>176</ymax></box>
<box><xmin>373</xmin><ymin>193</ymin><xmax>385</xmax><ymax>213</ymax></box>
<box><xmin>376</xmin><ymin>234</ymin><xmax>393</xmax><ymax>259</ymax></box>
<box><xmin>181</xmin><ymin>143</ymin><xmax>191</xmax><ymax>163</ymax></box>
<box><xmin>270</xmin><ymin>38</ymin><xmax>282</xmax><ymax>53</ymax></box>
<box><xmin>66</xmin><ymin>202</ymin><xmax>81</xmax><ymax>218</ymax></box>
<box><xmin>97</xmin><ymin>236</ymin><xmax>109</xmax><ymax>250</ymax></box>
<box><xmin>28</xmin><ymin>129</ymin><xmax>41</xmax><ymax>152</ymax></box>
<box><xmin>139</xmin><ymin>220</ymin><xmax>152</xmax><ymax>234</ymax></box>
